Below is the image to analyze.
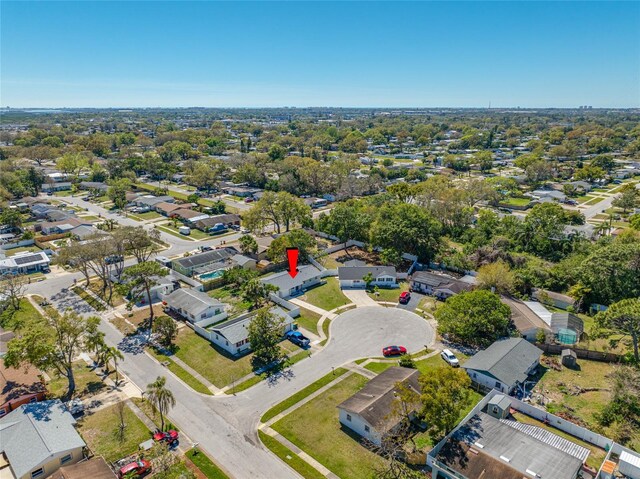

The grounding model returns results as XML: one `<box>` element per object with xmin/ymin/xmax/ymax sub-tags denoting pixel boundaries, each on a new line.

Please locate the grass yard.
<box><xmin>4</xmin><ymin>245</ymin><xmax>42</xmax><ymax>257</ymax></box>
<box><xmin>78</xmin><ymin>403</ymin><xmax>151</xmax><ymax>463</ymax></box>
<box><xmin>146</xmin><ymin>347</ymin><xmax>212</xmax><ymax>395</ymax></box>
<box><xmin>258</xmin><ymin>431</ymin><xmax>326</xmax><ymax>479</ymax></box>
<box><xmin>261</xmin><ymin>368</ymin><xmax>349</xmax><ymax>423</ymax></box>
<box><xmin>156</xmin><ymin>225</ymin><xmax>196</xmax><ymax>241</ymax></box>
<box><xmin>48</xmin><ymin>360</ymin><xmax>112</xmax><ymax>399</ymax></box>
<box><xmin>577</xmin><ymin>195</ymin><xmax>594</xmax><ymax>204</ymax></box>
<box><xmin>367</xmin><ymin>282</ymin><xmax>409</xmax><ymax>303</ymax></box>
<box><xmin>208</xmin><ymin>285</ymin><xmax>253</xmax><ymax>316</ymax></box>
<box><xmin>295</xmin><ymin>308</ymin><xmax>323</xmax><ymax>335</ymax></box>
<box><xmin>585</xmin><ymin>196</ymin><xmax>605</xmax><ymax>205</ymax></box>
<box><xmin>272</xmin><ymin>373</ymin><xmax>384</xmax><ymax>479</ymax></box>
<box><xmin>501</xmin><ymin>197</ymin><xmax>531</xmax><ymax>207</ymax></box>
<box><xmin>88</xmin><ymin>279</ymin><xmax>126</xmax><ymax>307</ymax></box>
<box><xmin>302</xmin><ymin>278</ymin><xmax>350</xmax><ymax>312</ymax></box>
<box><xmin>0</xmin><ymin>298</ymin><xmax>43</xmax><ymax>330</ymax></box>
<box><xmin>72</xmin><ymin>286</ymin><xmax>106</xmax><ymax>311</ymax></box>
<box><xmin>186</xmin><ymin>450</ymin><xmax>230</xmax><ymax>479</ymax></box>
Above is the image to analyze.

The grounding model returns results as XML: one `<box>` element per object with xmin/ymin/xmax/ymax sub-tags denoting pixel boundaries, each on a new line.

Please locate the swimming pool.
<box><xmin>199</xmin><ymin>269</ymin><xmax>225</xmax><ymax>281</ymax></box>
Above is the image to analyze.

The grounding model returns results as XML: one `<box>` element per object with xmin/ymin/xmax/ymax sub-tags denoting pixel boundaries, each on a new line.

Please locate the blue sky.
<box><xmin>1</xmin><ymin>1</ymin><xmax>639</xmax><ymax>108</ymax></box>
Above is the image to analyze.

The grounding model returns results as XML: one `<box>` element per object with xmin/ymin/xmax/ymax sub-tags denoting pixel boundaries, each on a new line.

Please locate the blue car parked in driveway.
<box><xmin>286</xmin><ymin>331</ymin><xmax>310</xmax><ymax>348</ymax></box>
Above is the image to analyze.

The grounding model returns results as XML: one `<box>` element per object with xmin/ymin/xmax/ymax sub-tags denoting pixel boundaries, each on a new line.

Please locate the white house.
<box><xmin>0</xmin><ymin>400</ymin><xmax>86</xmax><ymax>479</ymax></box>
<box><xmin>337</xmin><ymin>367</ymin><xmax>420</xmax><ymax>446</ymax></box>
<box><xmin>163</xmin><ymin>288</ymin><xmax>227</xmax><ymax>325</ymax></box>
<box><xmin>462</xmin><ymin>338</ymin><xmax>542</xmax><ymax>394</ymax></box>
<box><xmin>0</xmin><ymin>251</ymin><xmax>51</xmax><ymax>276</ymax></box>
<box><xmin>260</xmin><ymin>264</ymin><xmax>324</xmax><ymax>299</ymax></box>
<box><xmin>338</xmin><ymin>266</ymin><xmax>397</xmax><ymax>289</ymax></box>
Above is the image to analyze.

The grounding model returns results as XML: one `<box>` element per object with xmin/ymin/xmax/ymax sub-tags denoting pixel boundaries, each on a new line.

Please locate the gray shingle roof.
<box><xmin>0</xmin><ymin>400</ymin><xmax>86</xmax><ymax>479</ymax></box>
<box><xmin>337</xmin><ymin>266</ymin><xmax>396</xmax><ymax>281</ymax></box>
<box><xmin>260</xmin><ymin>265</ymin><xmax>323</xmax><ymax>292</ymax></box>
<box><xmin>164</xmin><ymin>288</ymin><xmax>224</xmax><ymax>316</ymax></box>
<box><xmin>462</xmin><ymin>338</ymin><xmax>542</xmax><ymax>388</ymax></box>
<box><xmin>212</xmin><ymin>307</ymin><xmax>293</xmax><ymax>344</ymax></box>
<box><xmin>173</xmin><ymin>248</ymin><xmax>237</xmax><ymax>270</ymax></box>
<box><xmin>337</xmin><ymin>367</ymin><xmax>420</xmax><ymax>432</ymax></box>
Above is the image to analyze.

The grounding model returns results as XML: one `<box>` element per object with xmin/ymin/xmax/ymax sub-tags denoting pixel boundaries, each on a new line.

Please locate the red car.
<box><xmin>153</xmin><ymin>429</ymin><xmax>179</xmax><ymax>444</ymax></box>
<box><xmin>119</xmin><ymin>459</ymin><xmax>151</xmax><ymax>478</ymax></box>
<box><xmin>382</xmin><ymin>345</ymin><xmax>407</xmax><ymax>357</ymax></box>
<box><xmin>399</xmin><ymin>291</ymin><xmax>411</xmax><ymax>304</ymax></box>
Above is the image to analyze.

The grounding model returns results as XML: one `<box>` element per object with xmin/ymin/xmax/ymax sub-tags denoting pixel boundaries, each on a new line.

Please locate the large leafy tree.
<box><xmin>120</xmin><ymin>261</ymin><xmax>168</xmax><ymax>337</ymax></box>
<box><xmin>476</xmin><ymin>260</ymin><xmax>515</xmax><ymax>295</ymax></box>
<box><xmin>419</xmin><ymin>367</ymin><xmax>472</xmax><ymax>441</ymax></box>
<box><xmin>266</xmin><ymin>229</ymin><xmax>316</xmax><ymax>262</ymax></box>
<box><xmin>435</xmin><ymin>290</ymin><xmax>511</xmax><ymax>347</ymax></box>
<box><xmin>238</xmin><ymin>234</ymin><xmax>258</xmax><ymax>255</ymax></box>
<box><xmin>243</xmin><ymin>191</ymin><xmax>311</xmax><ymax>234</ymax></box>
<box><xmin>4</xmin><ymin>311</ymin><xmax>100</xmax><ymax>400</ymax></box>
<box><xmin>370</xmin><ymin>202</ymin><xmax>442</xmax><ymax>262</ymax></box>
<box><xmin>595</xmin><ymin>299</ymin><xmax>640</xmax><ymax>363</ymax></box>
<box><xmin>315</xmin><ymin>201</ymin><xmax>371</xmax><ymax>244</ymax></box>
<box><xmin>247</xmin><ymin>309</ymin><xmax>286</xmax><ymax>371</ymax></box>
<box><xmin>579</xmin><ymin>242</ymin><xmax>640</xmax><ymax>305</ymax></box>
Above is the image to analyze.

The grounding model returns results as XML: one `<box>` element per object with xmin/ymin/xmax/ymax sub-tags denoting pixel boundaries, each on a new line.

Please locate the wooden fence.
<box><xmin>535</xmin><ymin>343</ymin><xmax>622</xmax><ymax>363</ymax></box>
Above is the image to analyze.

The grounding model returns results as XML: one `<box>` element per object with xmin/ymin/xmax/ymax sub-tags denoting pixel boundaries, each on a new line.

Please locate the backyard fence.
<box><xmin>0</xmin><ymin>238</ymin><xmax>35</xmax><ymax>250</ymax></box>
<box><xmin>535</xmin><ymin>343</ymin><xmax>623</xmax><ymax>363</ymax></box>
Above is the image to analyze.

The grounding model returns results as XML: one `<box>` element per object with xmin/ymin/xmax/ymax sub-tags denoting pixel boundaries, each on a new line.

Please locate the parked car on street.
<box><xmin>399</xmin><ymin>291</ymin><xmax>411</xmax><ymax>304</ymax></box>
<box><xmin>118</xmin><ymin>459</ymin><xmax>151</xmax><ymax>478</ymax></box>
<box><xmin>153</xmin><ymin>429</ymin><xmax>179</xmax><ymax>444</ymax></box>
<box><xmin>382</xmin><ymin>345</ymin><xmax>407</xmax><ymax>357</ymax></box>
<box><xmin>286</xmin><ymin>330</ymin><xmax>310</xmax><ymax>348</ymax></box>
<box><xmin>440</xmin><ymin>349</ymin><xmax>460</xmax><ymax>367</ymax></box>
<box><xmin>105</xmin><ymin>255</ymin><xmax>124</xmax><ymax>265</ymax></box>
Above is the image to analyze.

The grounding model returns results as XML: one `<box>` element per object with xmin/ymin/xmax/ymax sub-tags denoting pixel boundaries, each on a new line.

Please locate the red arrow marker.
<box><xmin>287</xmin><ymin>248</ymin><xmax>299</xmax><ymax>278</ymax></box>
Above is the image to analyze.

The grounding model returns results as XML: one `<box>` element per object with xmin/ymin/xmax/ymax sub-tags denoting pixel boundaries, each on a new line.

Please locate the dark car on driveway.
<box><xmin>382</xmin><ymin>345</ymin><xmax>407</xmax><ymax>357</ymax></box>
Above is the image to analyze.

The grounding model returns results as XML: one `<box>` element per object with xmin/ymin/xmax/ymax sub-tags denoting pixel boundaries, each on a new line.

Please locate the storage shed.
<box><xmin>561</xmin><ymin>349</ymin><xmax>577</xmax><ymax>368</ymax></box>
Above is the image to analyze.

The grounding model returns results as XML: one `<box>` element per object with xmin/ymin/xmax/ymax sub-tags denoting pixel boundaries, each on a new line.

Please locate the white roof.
<box><xmin>524</xmin><ymin>301</ymin><xmax>553</xmax><ymax>326</ymax></box>
<box><xmin>621</xmin><ymin>450</ymin><xmax>640</xmax><ymax>469</ymax></box>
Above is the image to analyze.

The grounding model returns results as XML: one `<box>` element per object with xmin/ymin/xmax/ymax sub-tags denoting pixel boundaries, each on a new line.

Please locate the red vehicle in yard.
<box><xmin>382</xmin><ymin>345</ymin><xmax>407</xmax><ymax>357</ymax></box>
<box><xmin>118</xmin><ymin>459</ymin><xmax>151</xmax><ymax>478</ymax></box>
<box><xmin>399</xmin><ymin>291</ymin><xmax>411</xmax><ymax>304</ymax></box>
<box><xmin>153</xmin><ymin>429</ymin><xmax>179</xmax><ymax>444</ymax></box>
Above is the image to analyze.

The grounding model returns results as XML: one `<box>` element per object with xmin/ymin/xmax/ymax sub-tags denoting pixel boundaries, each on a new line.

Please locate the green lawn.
<box><xmin>162</xmin><ymin>326</ymin><xmax>300</xmax><ymax>389</ymax></box>
<box><xmin>186</xmin><ymin>450</ymin><xmax>229</xmax><ymax>479</ymax></box>
<box><xmin>129</xmin><ymin>210</ymin><xmax>163</xmax><ymax>221</ymax></box>
<box><xmin>295</xmin><ymin>308</ymin><xmax>323</xmax><ymax>334</ymax></box>
<box><xmin>301</xmin><ymin>278</ymin><xmax>350</xmax><ymax>312</ymax></box>
<box><xmin>584</xmin><ymin>196</ymin><xmax>605</xmax><ymax>205</ymax></box>
<box><xmin>146</xmin><ymin>347</ymin><xmax>212</xmax><ymax>395</ymax></box>
<box><xmin>208</xmin><ymin>285</ymin><xmax>253</xmax><ymax>316</ymax></box>
<box><xmin>0</xmin><ymin>298</ymin><xmax>43</xmax><ymax>330</ymax></box>
<box><xmin>367</xmin><ymin>282</ymin><xmax>408</xmax><ymax>303</ymax></box>
<box><xmin>258</xmin><ymin>431</ymin><xmax>326</xmax><ymax>479</ymax></box>
<box><xmin>500</xmin><ymin>197</ymin><xmax>531</xmax><ymax>207</ymax></box>
<box><xmin>272</xmin><ymin>373</ymin><xmax>384</xmax><ymax>479</ymax></box>
<box><xmin>261</xmin><ymin>368</ymin><xmax>349</xmax><ymax>423</ymax></box>
<box><xmin>72</xmin><ymin>286</ymin><xmax>106</xmax><ymax>311</ymax></box>
<box><xmin>156</xmin><ymin>225</ymin><xmax>196</xmax><ymax>241</ymax></box>
<box><xmin>77</xmin><ymin>403</ymin><xmax>151</xmax><ymax>463</ymax></box>
<box><xmin>160</xmin><ymin>223</ymin><xmax>209</xmax><ymax>240</ymax></box>
<box><xmin>229</xmin><ymin>348</ymin><xmax>309</xmax><ymax>394</ymax></box>
<box><xmin>48</xmin><ymin>360</ymin><xmax>112</xmax><ymax>399</ymax></box>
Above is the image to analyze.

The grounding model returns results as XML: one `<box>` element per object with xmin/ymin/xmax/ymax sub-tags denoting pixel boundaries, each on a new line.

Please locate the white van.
<box><xmin>178</xmin><ymin>226</ymin><xmax>191</xmax><ymax>235</ymax></box>
<box><xmin>440</xmin><ymin>349</ymin><xmax>460</xmax><ymax>367</ymax></box>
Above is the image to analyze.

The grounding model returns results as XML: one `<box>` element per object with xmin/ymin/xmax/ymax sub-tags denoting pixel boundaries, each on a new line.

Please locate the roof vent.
<box><xmin>525</xmin><ymin>469</ymin><xmax>541</xmax><ymax>478</ymax></box>
<box><xmin>500</xmin><ymin>455</ymin><xmax>511</xmax><ymax>463</ymax></box>
<box><xmin>474</xmin><ymin>442</ymin><xmax>485</xmax><ymax>449</ymax></box>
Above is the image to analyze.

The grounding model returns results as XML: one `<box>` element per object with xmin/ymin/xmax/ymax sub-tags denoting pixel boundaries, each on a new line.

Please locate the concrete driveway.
<box><xmin>341</xmin><ymin>288</ymin><xmax>379</xmax><ymax>307</ymax></box>
<box><xmin>396</xmin><ymin>291</ymin><xmax>425</xmax><ymax>312</ymax></box>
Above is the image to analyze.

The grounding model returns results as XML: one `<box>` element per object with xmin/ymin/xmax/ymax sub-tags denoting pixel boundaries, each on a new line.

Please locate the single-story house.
<box><xmin>0</xmin><ymin>251</ymin><xmax>51</xmax><ymax>275</ymax></box>
<box><xmin>111</xmin><ymin>267</ymin><xmax>178</xmax><ymax>304</ymax></box>
<box><xmin>46</xmin><ymin>172</ymin><xmax>68</xmax><ymax>183</ymax></box>
<box><xmin>78</xmin><ymin>181</ymin><xmax>109</xmax><ymax>193</ymax></box>
<box><xmin>171</xmin><ymin>247</ymin><xmax>238</xmax><ymax>277</ymax></box>
<box><xmin>69</xmin><ymin>225</ymin><xmax>101</xmax><ymax>241</ymax></box>
<box><xmin>194</xmin><ymin>214</ymin><xmax>241</xmax><ymax>232</ymax></box>
<box><xmin>40</xmin><ymin>218</ymin><xmax>92</xmax><ymax>235</ymax></box>
<box><xmin>462</xmin><ymin>338</ymin><xmax>542</xmax><ymax>394</ymax></box>
<box><xmin>410</xmin><ymin>271</ymin><xmax>475</xmax><ymax>299</ymax></box>
<box><xmin>231</xmin><ymin>254</ymin><xmax>256</xmax><ymax>270</ymax></box>
<box><xmin>303</xmin><ymin>197</ymin><xmax>329</xmax><ymax>209</ymax></box>
<box><xmin>502</xmin><ymin>297</ymin><xmax>551</xmax><ymax>342</ymax></box>
<box><xmin>255</xmin><ymin>236</ymin><xmax>276</xmax><ymax>261</ymax></box>
<box><xmin>530</xmin><ymin>189</ymin><xmax>566</xmax><ymax>202</ymax></box>
<box><xmin>50</xmin><ymin>456</ymin><xmax>116</xmax><ymax>479</ymax></box>
<box><xmin>338</xmin><ymin>367</ymin><xmax>420</xmax><ymax>446</ymax></box>
<box><xmin>0</xmin><ymin>363</ymin><xmax>46</xmax><ymax>418</ymax></box>
<box><xmin>30</xmin><ymin>203</ymin><xmax>56</xmax><ymax>219</ymax></box>
<box><xmin>163</xmin><ymin>288</ymin><xmax>227</xmax><ymax>325</ymax></box>
<box><xmin>531</xmin><ymin>288</ymin><xmax>575</xmax><ymax>310</ymax></box>
<box><xmin>154</xmin><ymin>201</ymin><xmax>187</xmax><ymax>216</ymax></box>
<box><xmin>523</xmin><ymin>301</ymin><xmax>584</xmax><ymax>343</ymax></box>
<box><xmin>431</xmin><ymin>408</ymin><xmax>584</xmax><ymax>479</ymax></box>
<box><xmin>42</xmin><ymin>182</ymin><xmax>73</xmax><ymax>193</ymax></box>
<box><xmin>222</xmin><ymin>186</ymin><xmax>262</xmax><ymax>198</ymax></box>
<box><xmin>0</xmin><ymin>400</ymin><xmax>86</xmax><ymax>479</ymax></box>
<box><xmin>131</xmin><ymin>195</ymin><xmax>175</xmax><ymax>208</ymax></box>
<box><xmin>564</xmin><ymin>223</ymin><xmax>596</xmax><ymax>239</ymax></box>
<box><xmin>565</xmin><ymin>180</ymin><xmax>592</xmax><ymax>193</ymax></box>
<box><xmin>208</xmin><ymin>306</ymin><xmax>294</xmax><ymax>356</ymax></box>
<box><xmin>260</xmin><ymin>264</ymin><xmax>324</xmax><ymax>299</ymax></box>
<box><xmin>172</xmin><ymin>208</ymin><xmax>206</xmax><ymax>222</ymax></box>
<box><xmin>338</xmin><ymin>266</ymin><xmax>397</xmax><ymax>289</ymax></box>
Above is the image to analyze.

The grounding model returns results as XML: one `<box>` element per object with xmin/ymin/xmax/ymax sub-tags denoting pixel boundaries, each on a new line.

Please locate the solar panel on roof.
<box><xmin>13</xmin><ymin>254</ymin><xmax>43</xmax><ymax>265</ymax></box>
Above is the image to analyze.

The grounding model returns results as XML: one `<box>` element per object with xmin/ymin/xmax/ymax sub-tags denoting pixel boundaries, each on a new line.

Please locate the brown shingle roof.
<box><xmin>0</xmin><ymin>363</ymin><xmax>46</xmax><ymax>406</ymax></box>
<box><xmin>50</xmin><ymin>456</ymin><xmax>116</xmax><ymax>479</ymax></box>
<box><xmin>502</xmin><ymin>297</ymin><xmax>550</xmax><ymax>334</ymax></box>
<box><xmin>156</xmin><ymin>201</ymin><xmax>187</xmax><ymax>214</ymax></box>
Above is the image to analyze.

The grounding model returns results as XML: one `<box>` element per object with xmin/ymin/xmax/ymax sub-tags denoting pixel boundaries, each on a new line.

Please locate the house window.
<box><xmin>201</xmin><ymin>313</ymin><xmax>207</xmax><ymax>319</ymax></box>
<box><xmin>31</xmin><ymin>468</ymin><xmax>44</xmax><ymax>479</ymax></box>
<box><xmin>29</xmin><ymin>396</ymin><xmax>38</xmax><ymax>403</ymax></box>
<box><xmin>346</xmin><ymin>414</ymin><xmax>352</xmax><ymax>422</ymax></box>
<box><xmin>60</xmin><ymin>453</ymin><xmax>73</xmax><ymax>465</ymax></box>
<box><xmin>0</xmin><ymin>408</ymin><xmax>6</xmax><ymax>417</ymax></box>
<box><xmin>492</xmin><ymin>406</ymin><xmax>498</xmax><ymax>414</ymax></box>
<box><xmin>364</xmin><ymin>425</ymin><xmax>370</xmax><ymax>432</ymax></box>
<box><xmin>495</xmin><ymin>381</ymin><xmax>501</xmax><ymax>388</ymax></box>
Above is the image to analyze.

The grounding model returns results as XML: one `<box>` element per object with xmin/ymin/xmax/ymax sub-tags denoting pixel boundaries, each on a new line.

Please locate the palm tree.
<box><xmin>145</xmin><ymin>376</ymin><xmax>175</xmax><ymax>431</ymax></box>
<box><xmin>103</xmin><ymin>346</ymin><xmax>125</xmax><ymax>386</ymax></box>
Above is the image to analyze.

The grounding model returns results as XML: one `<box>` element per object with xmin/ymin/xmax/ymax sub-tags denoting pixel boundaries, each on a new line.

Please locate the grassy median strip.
<box><xmin>261</xmin><ymin>368</ymin><xmax>348</xmax><ymax>423</ymax></box>
<box><xmin>258</xmin><ymin>430</ymin><xmax>326</xmax><ymax>479</ymax></box>
<box><xmin>186</xmin><ymin>449</ymin><xmax>229</xmax><ymax>479</ymax></box>
<box><xmin>71</xmin><ymin>286</ymin><xmax>106</xmax><ymax>311</ymax></box>
<box><xmin>147</xmin><ymin>348</ymin><xmax>213</xmax><ymax>395</ymax></box>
